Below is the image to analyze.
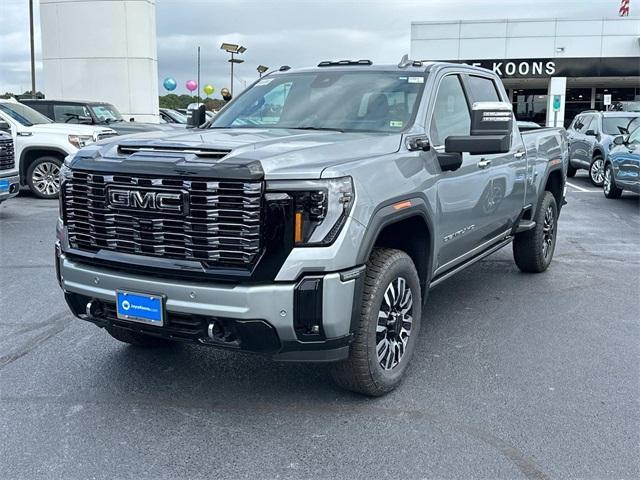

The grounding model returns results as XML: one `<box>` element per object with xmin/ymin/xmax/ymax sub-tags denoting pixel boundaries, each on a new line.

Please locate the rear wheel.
<box><xmin>513</xmin><ymin>191</ymin><xmax>558</xmax><ymax>273</ymax></box>
<box><xmin>603</xmin><ymin>163</ymin><xmax>623</xmax><ymax>199</ymax></box>
<box><xmin>26</xmin><ymin>156</ymin><xmax>62</xmax><ymax>199</ymax></box>
<box><xmin>331</xmin><ymin>248</ymin><xmax>422</xmax><ymax>396</ymax></box>
<box><xmin>589</xmin><ymin>155</ymin><xmax>605</xmax><ymax>187</ymax></box>
<box><xmin>106</xmin><ymin>326</ymin><xmax>176</xmax><ymax>348</ymax></box>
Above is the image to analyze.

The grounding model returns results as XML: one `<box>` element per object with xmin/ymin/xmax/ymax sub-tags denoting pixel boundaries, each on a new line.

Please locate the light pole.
<box><xmin>220</xmin><ymin>43</ymin><xmax>246</xmax><ymax>97</ymax></box>
<box><xmin>257</xmin><ymin>65</ymin><xmax>269</xmax><ymax>77</ymax></box>
<box><xmin>29</xmin><ymin>0</ymin><xmax>36</xmax><ymax>97</ymax></box>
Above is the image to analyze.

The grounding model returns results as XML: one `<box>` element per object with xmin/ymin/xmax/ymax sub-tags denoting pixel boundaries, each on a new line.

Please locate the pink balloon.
<box><xmin>186</xmin><ymin>80</ymin><xmax>198</xmax><ymax>92</ymax></box>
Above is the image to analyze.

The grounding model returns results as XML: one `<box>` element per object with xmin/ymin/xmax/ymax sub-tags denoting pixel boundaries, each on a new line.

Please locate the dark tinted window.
<box><xmin>53</xmin><ymin>104</ymin><xmax>91</xmax><ymax>123</ymax></box>
<box><xmin>429</xmin><ymin>75</ymin><xmax>471</xmax><ymax>145</ymax></box>
<box><xmin>468</xmin><ymin>75</ymin><xmax>500</xmax><ymax>102</ymax></box>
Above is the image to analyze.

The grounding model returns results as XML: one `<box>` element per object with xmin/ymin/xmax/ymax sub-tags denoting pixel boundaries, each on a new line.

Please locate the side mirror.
<box><xmin>221</xmin><ymin>87</ymin><xmax>232</xmax><ymax>102</ymax></box>
<box><xmin>445</xmin><ymin>102</ymin><xmax>513</xmax><ymax>155</ymax></box>
<box><xmin>0</xmin><ymin>120</ymin><xmax>10</xmax><ymax>132</ymax></box>
<box><xmin>187</xmin><ymin>105</ymin><xmax>207</xmax><ymax>128</ymax></box>
<box><xmin>585</xmin><ymin>129</ymin><xmax>596</xmax><ymax>136</ymax></box>
<box><xmin>612</xmin><ymin>135</ymin><xmax>626</xmax><ymax>146</ymax></box>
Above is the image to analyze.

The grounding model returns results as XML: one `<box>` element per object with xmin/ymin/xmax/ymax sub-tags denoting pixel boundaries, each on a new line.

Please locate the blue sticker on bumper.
<box><xmin>116</xmin><ymin>291</ymin><xmax>164</xmax><ymax>325</ymax></box>
<box><xmin>0</xmin><ymin>179</ymin><xmax>9</xmax><ymax>192</ymax></box>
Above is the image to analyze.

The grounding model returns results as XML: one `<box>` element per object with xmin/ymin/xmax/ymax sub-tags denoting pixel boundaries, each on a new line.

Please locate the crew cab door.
<box><xmin>426</xmin><ymin>73</ymin><xmax>494</xmax><ymax>271</ymax></box>
<box><xmin>462</xmin><ymin>74</ymin><xmax>527</xmax><ymax>238</ymax></box>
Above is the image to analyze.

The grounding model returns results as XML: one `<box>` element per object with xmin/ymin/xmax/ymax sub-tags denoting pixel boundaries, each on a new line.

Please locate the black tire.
<box><xmin>588</xmin><ymin>155</ymin><xmax>605</xmax><ymax>187</ymax></box>
<box><xmin>603</xmin><ymin>163</ymin><xmax>622</xmax><ymax>199</ymax></box>
<box><xmin>567</xmin><ymin>164</ymin><xmax>577</xmax><ymax>178</ymax></box>
<box><xmin>26</xmin><ymin>156</ymin><xmax>62</xmax><ymax>199</ymax></box>
<box><xmin>513</xmin><ymin>191</ymin><xmax>558</xmax><ymax>273</ymax></box>
<box><xmin>106</xmin><ymin>326</ymin><xmax>176</xmax><ymax>348</ymax></box>
<box><xmin>330</xmin><ymin>248</ymin><xmax>422</xmax><ymax>396</ymax></box>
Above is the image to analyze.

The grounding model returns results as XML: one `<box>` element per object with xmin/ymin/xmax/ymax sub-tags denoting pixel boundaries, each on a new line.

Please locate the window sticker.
<box><xmin>408</xmin><ymin>77</ymin><xmax>424</xmax><ymax>84</ymax></box>
<box><xmin>389</xmin><ymin>120</ymin><xmax>404</xmax><ymax>128</ymax></box>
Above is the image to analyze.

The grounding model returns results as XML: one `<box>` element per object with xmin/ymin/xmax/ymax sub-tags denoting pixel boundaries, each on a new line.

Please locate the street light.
<box><xmin>256</xmin><ymin>65</ymin><xmax>269</xmax><ymax>77</ymax></box>
<box><xmin>220</xmin><ymin>43</ymin><xmax>246</xmax><ymax>97</ymax></box>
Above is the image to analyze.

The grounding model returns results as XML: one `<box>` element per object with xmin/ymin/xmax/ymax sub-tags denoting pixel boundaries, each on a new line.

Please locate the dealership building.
<box><xmin>411</xmin><ymin>17</ymin><xmax>640</xmax><ymax>127</ymax></box>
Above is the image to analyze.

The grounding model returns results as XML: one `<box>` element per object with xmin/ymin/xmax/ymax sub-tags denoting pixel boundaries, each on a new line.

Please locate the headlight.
<box><xmin>266</xmin><ymin>176</ymin><xmax>354</xmax><ymax>246</ymax></box>
<box><xmin>68</xmin><ymin>134</ymin><xmax>94</xmax><ymax>149</ymax></box>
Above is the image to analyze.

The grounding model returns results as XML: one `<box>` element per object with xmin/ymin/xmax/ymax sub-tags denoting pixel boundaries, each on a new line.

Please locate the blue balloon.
<box><xmin>163</xmin><ymin>77</ymin><xmax>177</xmax><ymax>92</ymax></box>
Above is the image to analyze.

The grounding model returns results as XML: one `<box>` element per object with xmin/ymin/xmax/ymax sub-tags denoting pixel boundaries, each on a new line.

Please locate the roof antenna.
<box><xmin>398</xmin><ymin>54</ymin><xmax>412</xmax><ymax>68</ymax></box>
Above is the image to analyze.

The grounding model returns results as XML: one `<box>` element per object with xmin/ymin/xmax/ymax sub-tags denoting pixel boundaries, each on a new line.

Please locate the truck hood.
<box><xmin>98</xmin><ymin>121</ymin><xmax>183</xmax><ymax>135</ymax></box>
<box><xmin>26</xmin><ymin>122</ymin><xmax>115</xmax><ymax>136</ymax></box>
<box><xmin>73</xmin><ymin>128</ymin><xmax>403</xmax><ymax>179</ymax></box>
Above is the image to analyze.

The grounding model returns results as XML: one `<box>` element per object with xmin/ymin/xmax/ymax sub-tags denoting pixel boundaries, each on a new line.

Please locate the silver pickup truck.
<box><xmin>56</xmin><ymin>59</ymin><xmax>568</xmax><ymax>395</ymax></box>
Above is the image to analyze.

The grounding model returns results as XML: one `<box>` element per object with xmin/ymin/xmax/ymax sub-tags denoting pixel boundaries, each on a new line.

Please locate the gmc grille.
<box><xmin>62</xmin><ymin>170</ymin><xmax>263</xmax><ymax>268</ymax></box>
<box><xmin>0</xmin><ymin>138</ymin><xmax>15</xmax><ymax>171</ymax></box>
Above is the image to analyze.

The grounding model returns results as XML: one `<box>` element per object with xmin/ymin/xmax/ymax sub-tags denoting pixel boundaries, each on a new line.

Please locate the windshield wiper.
<box><xmin>294</xmin><ymin>126</ymin><xmax>345</xmax><ymax>133</ymax></box>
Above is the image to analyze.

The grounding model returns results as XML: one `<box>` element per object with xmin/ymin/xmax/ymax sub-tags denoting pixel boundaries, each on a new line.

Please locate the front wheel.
<box><xmin>603</xmin><ymin>163</ymin><xmax>623</xmax><ymax>199</ymax></box>
<box><xmin>331</xmin><ymin>248</ymin><xmax>422</xmax><ymax>396</ymax></box>
<box><xmin>513</xmin><ymin>191</ymin><xmax>558</xmax><ymax>273</ymax></box>
<box><xmin>589</xmin><ymin>155</ymin><xmax>605</xmax><ymax>187</ymax></box>
<box><xmin>26</xmin><ymin>156</ymin><xmax>62</xmax><ymax>199</ymax></box>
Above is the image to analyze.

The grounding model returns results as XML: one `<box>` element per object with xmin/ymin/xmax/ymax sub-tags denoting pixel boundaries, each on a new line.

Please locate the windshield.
<box><xmin>90</xmin><ymin>104</ymin><xmax>124</xmax><ymax>123</ymax></box>
<box><xmin>211</xmin><ymin>71</ymin><xmax>426</xmax><ymax>133</ymax></box>
<box><xmin>602</xmin><ymin>116</ymin><xmax>640</xmax><ymax>135</ymax></box>
<box><xmin>0</xmin><ymin>103</ymin><xmax>52</xmax><ymax>126</ymax></box>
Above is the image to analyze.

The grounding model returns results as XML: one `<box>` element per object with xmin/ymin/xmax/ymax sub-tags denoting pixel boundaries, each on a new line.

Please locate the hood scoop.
<box><xmin>117</xmin><ymin>144</ymin><xmax>231</xmax><ymax>160</ymax></box>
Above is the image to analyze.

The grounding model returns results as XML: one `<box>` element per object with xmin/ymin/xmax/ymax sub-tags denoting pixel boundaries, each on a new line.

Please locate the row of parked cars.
<box><xmin>0</xmin><ymin>98</ymin><xmax>210</xmax><ymax>200</ymax></box>
<box><xmin>565</xmin><ymin>110</ymin><xmax>640</xmax><ymax>198</ymax></box>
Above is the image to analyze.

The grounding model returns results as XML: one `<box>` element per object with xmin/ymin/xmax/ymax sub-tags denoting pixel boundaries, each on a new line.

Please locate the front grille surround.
<box><xmin>0</xmin><ymin>138</ymin><xmax>15</xmax><ymax>171</ymax></box>
<box><xmin>62</xmin><ymin>170</ymin><xmax>263</xmax><ymax>268</ymax></box>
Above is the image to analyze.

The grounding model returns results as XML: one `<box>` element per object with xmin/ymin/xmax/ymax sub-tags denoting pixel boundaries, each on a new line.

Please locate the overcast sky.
<box><xmin>0</xmin><ymin>0</ymin><xmax>631</xmax><ymax>97</ymax></box>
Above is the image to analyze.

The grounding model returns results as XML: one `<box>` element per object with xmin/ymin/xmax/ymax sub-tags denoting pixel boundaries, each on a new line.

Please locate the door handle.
<box><xmin>514</xmin><ymin>151</ymin><xmax>526</xmax><ymax>159</ymax></box>
<box><xmin>477</xmin><ymin>159</ymin><xmax>492</xmax><ymax>169</ymax></box>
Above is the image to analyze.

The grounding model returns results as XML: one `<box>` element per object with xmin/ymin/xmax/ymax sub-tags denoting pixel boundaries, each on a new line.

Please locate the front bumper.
<box><xmin>0</xmin><ymin>175</ymin><xmax>20</xmax><ymax>202</ymax></box>
<box><xmin>57</xmin><ymin>253</ymin><xmax>360</xmax><ymax>362</ymax></box>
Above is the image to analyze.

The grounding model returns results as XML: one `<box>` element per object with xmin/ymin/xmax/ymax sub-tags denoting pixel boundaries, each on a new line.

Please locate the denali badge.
<box><xmin>107</xmin><ymin>188</ymin><xmax>186</xmax><ymax>213</ymax></box>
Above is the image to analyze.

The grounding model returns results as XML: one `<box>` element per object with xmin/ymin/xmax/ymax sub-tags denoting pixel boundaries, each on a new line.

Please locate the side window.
<box><xmin>429</xmin><ymin>75</ymin><xmax>471</xmax><ymax>146</ymax></box>
<box><xmin>467</xmin><ymin>75</ymin><xmax>501</xmax><ymax>102</ymax></box>
<box><xmin>581</xmin><ymin>115</ymin><xmax>593</xmax><ymax>133</ymax></box>
<box><xmin>569</xmin><ymin>116</ymin><xmax>581</xmax><ymax>131</ymax></box>
<box><xmin>53</xmin><ymin>104</ymin><xmax>91</xmax><ymax>123</ymax></box>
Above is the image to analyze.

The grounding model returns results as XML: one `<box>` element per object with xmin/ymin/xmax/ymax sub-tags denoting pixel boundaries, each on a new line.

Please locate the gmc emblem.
<box><xmin>107</xmin><ymin>188</ymin><xmax>187</xmax><ymax>213</ymax></box>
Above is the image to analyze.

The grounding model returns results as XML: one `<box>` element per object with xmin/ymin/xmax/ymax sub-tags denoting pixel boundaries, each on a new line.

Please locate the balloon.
<box><xmin>163</xmin><ymin>77</ymin><xmax>177</xmax><ymax>91</ymax></box>
<box><xmin>185</xmin><ymin>80</ymin><xmax>198</xmax><ymax>92</ymax></box>
<box><xmin>203</xmin><ymin>84</ymin><xmax>215</xmax><ymax>96</ymax></box>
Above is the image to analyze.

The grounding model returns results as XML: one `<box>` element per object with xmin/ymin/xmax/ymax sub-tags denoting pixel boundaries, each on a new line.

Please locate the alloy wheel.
<box><xmin>32</xmin><ymin>161</ymin><xmax>61</xmax><ymax>196</ymax></box>
<box><xmin>590</xmin><ymin>158</ymin><xmax>604</xmax><ymax>185</ymax></box>
<box><xmin>542</xmin><ymin>205</ymin><xmax>555</xmax><ymax>259</ymax></box>
<box><xmin>376</xmin><ymin>276</ymin><xmax>413</xmax><ymax>371</ymax></box>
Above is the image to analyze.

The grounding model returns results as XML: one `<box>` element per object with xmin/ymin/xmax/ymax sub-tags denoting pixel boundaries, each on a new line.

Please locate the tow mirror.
<box><xmin>445</xmin><ymin>101</ymin><xmax>513</xmax><ymax>155</ymax></box>
<box><xmin>187</xmin><ymin>105</ymin><xmax>207</xmax><ymax>128</ymax></box>
<box><xmin>0</xmin><ymin>120</ymin><xmax>10</xmax><ymax>132</ymax></box>
<box><xmin>585</xmin><ymin>129</ymin><xmax>597</xmax><ymax>136</ymax></box>
<box><xmin>612</xmin><ymin>135</ymin><xmax>626</xmax><ymax>146</ymax></box>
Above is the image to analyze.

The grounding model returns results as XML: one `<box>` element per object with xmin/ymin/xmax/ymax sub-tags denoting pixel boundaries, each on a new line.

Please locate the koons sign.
<box><xmin>446</xmin><ymin>57</ymin><xmax>640</xmax><ymax>78</ymax></box>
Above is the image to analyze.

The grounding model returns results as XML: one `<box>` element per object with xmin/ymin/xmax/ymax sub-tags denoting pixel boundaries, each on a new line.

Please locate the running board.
<box><xmin>429</xmin><ymin>237</ymin><xmax>513</xmax><ymax>288</ymax></box>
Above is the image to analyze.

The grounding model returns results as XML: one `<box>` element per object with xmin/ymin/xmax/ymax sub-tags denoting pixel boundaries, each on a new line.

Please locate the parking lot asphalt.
<box><xmin>0</xmin><ymin>172</ymin><xmax>638</xmax><ymax>480</ymax></box>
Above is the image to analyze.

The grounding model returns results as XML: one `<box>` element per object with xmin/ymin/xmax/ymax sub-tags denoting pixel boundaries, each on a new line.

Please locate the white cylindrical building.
<box><xmin>40</xmin><ymin>0</ymin><xmax>160</xmax><ymax>122</ymax></box>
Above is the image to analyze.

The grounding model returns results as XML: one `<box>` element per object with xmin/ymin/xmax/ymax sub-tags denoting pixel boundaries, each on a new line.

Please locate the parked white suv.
<box><xmin>0</xmin><ymin>99</ymin><xmax>116</xmax><ymax>198</ymax></box>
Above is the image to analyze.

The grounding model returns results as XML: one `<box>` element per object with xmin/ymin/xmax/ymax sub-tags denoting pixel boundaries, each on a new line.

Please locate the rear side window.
<box><xmin>53</xmin><ymin>104</ymin><xmax>91</xmax><ymax>123</ymax></box>
<box><xmin>467</xmin><ymin>76</ymin><xmax>501</xmax><ymax>102</ymax></box>
<box><xmin>429</xmin><ymin>75</ymin><xmax>471</xmax><ymax>146</ymax></box>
